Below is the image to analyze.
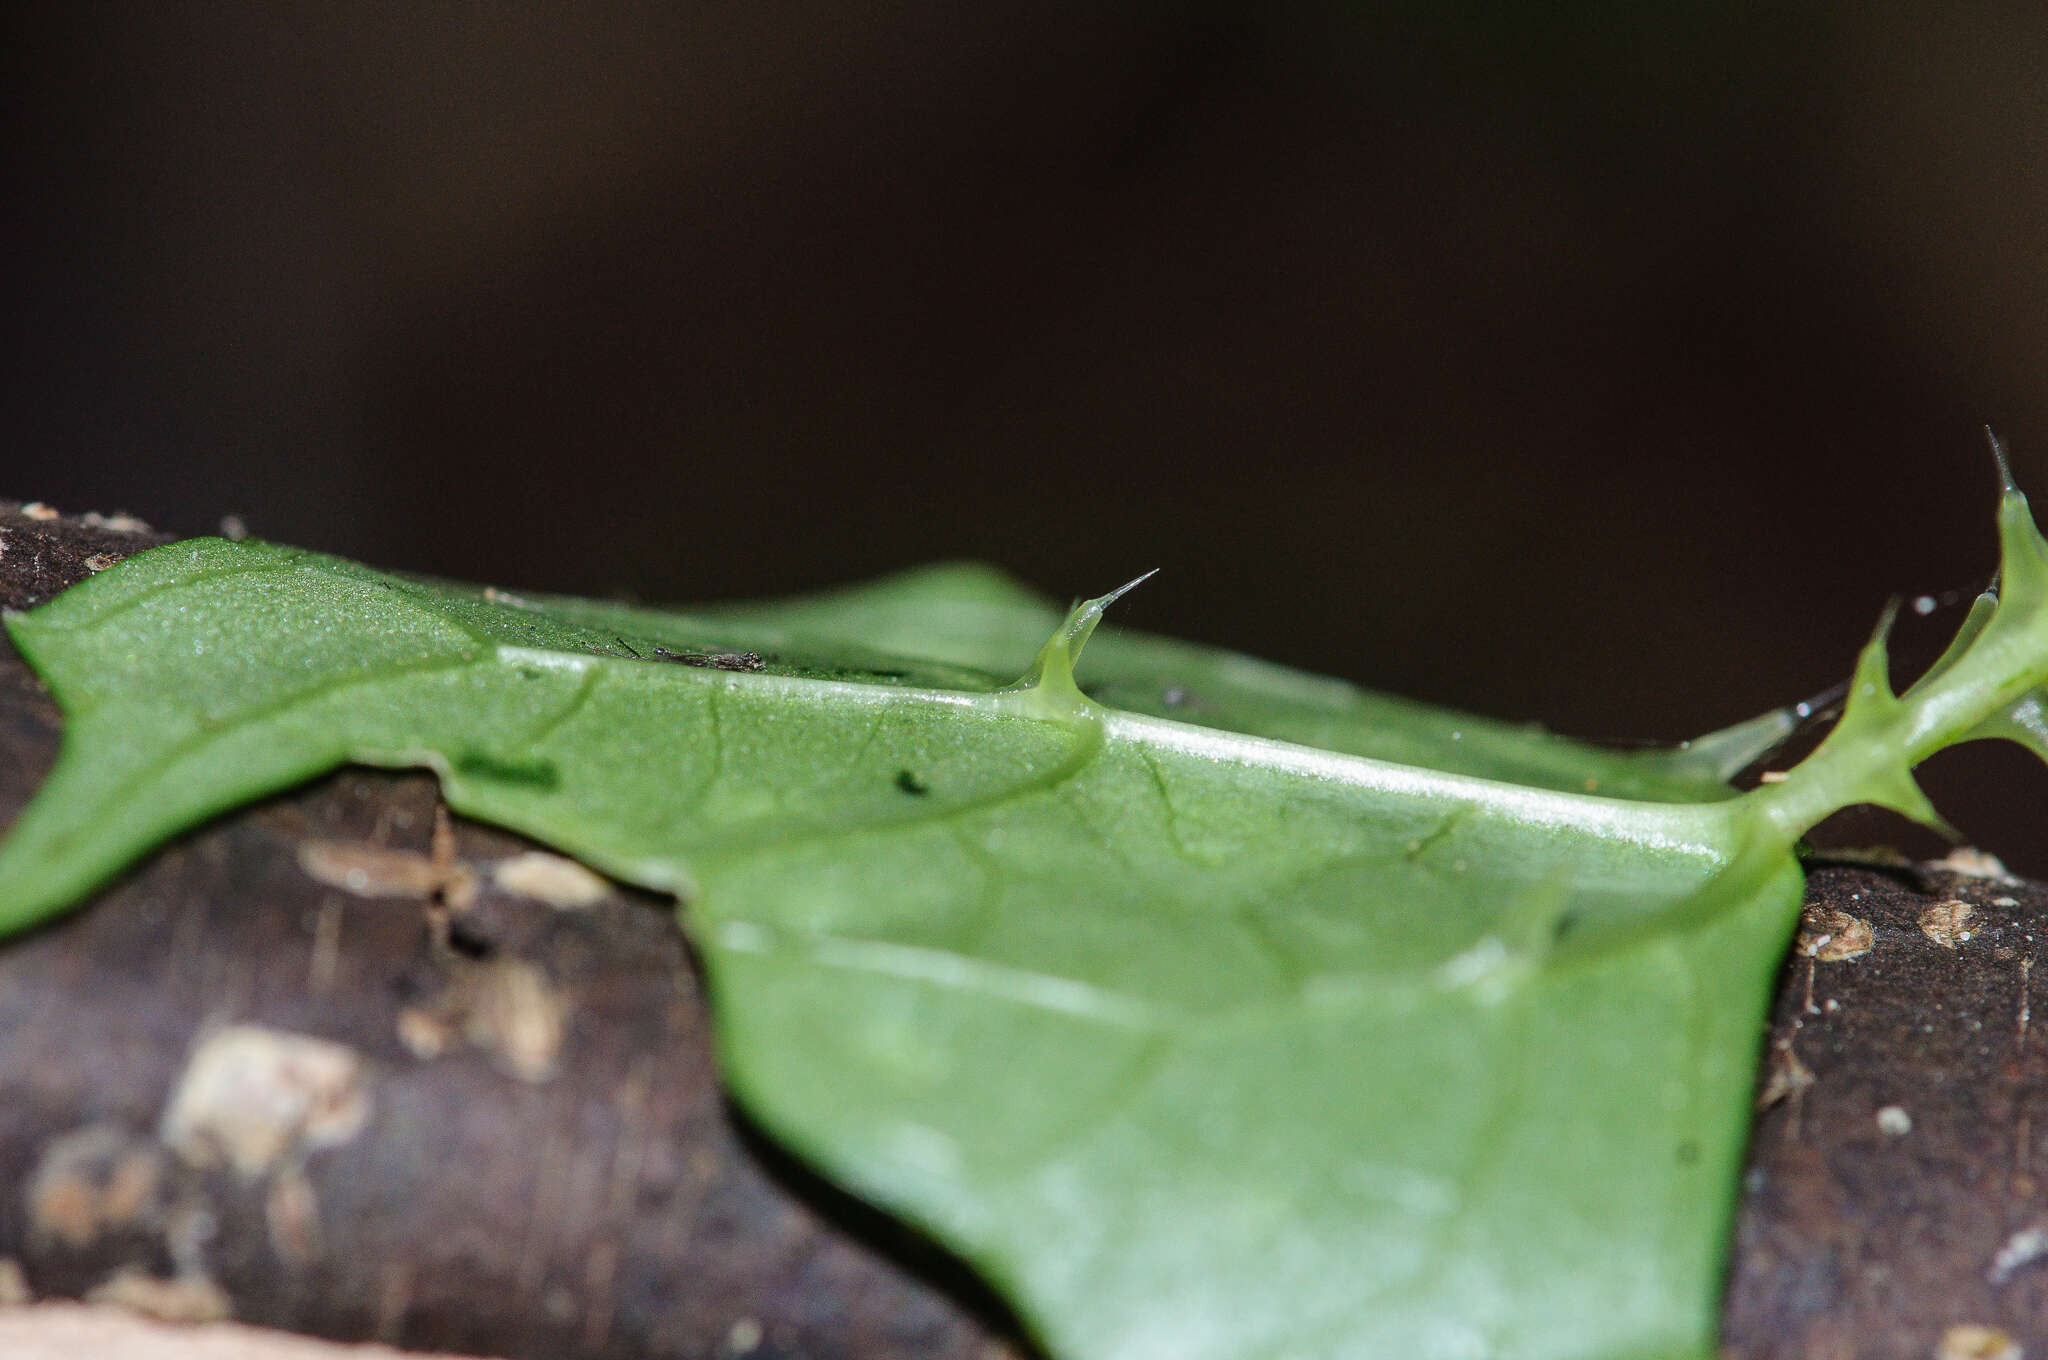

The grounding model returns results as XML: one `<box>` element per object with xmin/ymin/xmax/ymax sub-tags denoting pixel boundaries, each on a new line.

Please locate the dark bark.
<box><xmin>1726</xmin><ymin>856</ymin><xmax>2048</xmax><ymax>1360</ymax></box>
<box><xmin>0</xmin><ymin>499</ymin><xmax>2043</xmax><ymax>1359</ymax></box>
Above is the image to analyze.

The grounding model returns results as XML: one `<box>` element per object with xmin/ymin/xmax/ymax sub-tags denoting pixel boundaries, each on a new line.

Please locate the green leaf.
<box><xmin>6</xmin><ymin>480</ymin><xmax>2048</xmax><ymax>1358</ymax></box>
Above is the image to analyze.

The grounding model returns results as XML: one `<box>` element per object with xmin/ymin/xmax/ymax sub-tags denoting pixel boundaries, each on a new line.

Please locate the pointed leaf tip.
<box><xmin>1991</xmin><ymin>443</ymin><xmax>2048</xmax><ymax>615</ymax></box>
<box><xmin>1867</xmin><ymin>762</ymin><xmax>1960</xmax><ymax>841</ymax></box>
<box><xmin>1850</xmin><ymin>598</ymin><xmax>1903</xmax><ymax>705</ymax></box>
<box><xmin>1909</xmin><ymin>589</ymin><xmax>1999</xmax><ymax>697</ymax></box>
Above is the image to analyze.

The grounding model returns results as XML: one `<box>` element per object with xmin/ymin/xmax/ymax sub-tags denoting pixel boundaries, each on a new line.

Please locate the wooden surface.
<box><xmin>1</xmin><ymin>499</ymin><xmax>2045</xmax><ymax>1360</ymax></box>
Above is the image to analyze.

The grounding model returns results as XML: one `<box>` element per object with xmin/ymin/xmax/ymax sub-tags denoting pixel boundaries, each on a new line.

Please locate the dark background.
<box><xmin>8</xmin><ymin>4</ymin><xmax>2048</xmax><ymax>865</ymax></box>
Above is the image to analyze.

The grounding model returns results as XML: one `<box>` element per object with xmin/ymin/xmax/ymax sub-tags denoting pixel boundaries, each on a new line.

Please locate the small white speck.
<box><xmin>1824</xmin><ymin>998</ymin><xmax>1841</xmax><ymax>1013</ymax></box>
<box><xmin>1991</xmin><ymin>1222</ymin><xmax>2048</xmax><ymax>1285</ymax></box>
<box><xmin>1913</xmin><ymin>594</ymin><xmax>1938</xmax><ymax>616</ymax></box>
<box><xmin>1996</xmin><ymin>897</ymin><xmax>2020</xmax><ymax>908</ymax></box>
<box><xmin>1876</xmin><ymin>1105</ymin><xmax>1912</xmax><ymax>1136</ymax></box>
<box><xmin>727</xmin><ymin>1317</ymin><xmax>763</xmax><ymax>1353</ymax></box>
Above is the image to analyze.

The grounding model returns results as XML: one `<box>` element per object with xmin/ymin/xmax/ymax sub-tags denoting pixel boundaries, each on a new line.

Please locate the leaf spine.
<box><xmin>999</xmin><ymin>571</ymin><xmax>1157</xmax><ymax>725</ymax></box>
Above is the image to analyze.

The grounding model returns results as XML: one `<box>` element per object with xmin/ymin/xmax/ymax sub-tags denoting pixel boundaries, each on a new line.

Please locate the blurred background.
<box><xmin>7</xmin><ymin>4</ymin><xmax>2048</xmax><ymax>865</ymax></box>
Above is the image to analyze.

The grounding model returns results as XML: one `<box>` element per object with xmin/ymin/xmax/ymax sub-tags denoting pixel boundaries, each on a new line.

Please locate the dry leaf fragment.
<box><xmin>1936</xmin><ymin>847</ymin><xmax>2020</xmax><ymax>881</ymax></box>
<box><xmin>458</xmin><ymin>960</ymin><xmax>567</xmax><ymax>1083</ymax></box>
<box><xmin>1757</xmin><ymin>1044</ymin><xmax>1814</xmax><ymax>1110</ymax></box>
<box><xmin>1936</xmin><ymin>1323</ymin><xmax>2022</xmax><ymax>1360</ymax></box>
<box><xmin>297</xmin><ymin>842</ymin><xmax>440</xmax><ymax>898</ymax></box>
<box><xmin>1797</xmin><ymin>908</ymin><xmax>1873</xmax><ymax>962</ymax></box>
<box><xmin>402</xmin><ymin>960</ymin><xmax>568</xmax><ymax>1083</ymax></box>
<box><xmin>296</xmin><ymin>840</ymin><xmax>476</xmax><ymax>908</ymax></box>
<box><xmin>1921</xmin><ymin>900</ymin><xmax>1978</xmax><ymax>948</ymax></box>
<box><xmin>159</xmin><ymin>1026</ymin><xmax>370</xmax><ymax>1180</ymax></box>
<box><xmin>491</xmin><ymin>851</ymin><xmax>609</xmax><ymax>908</ymax></box>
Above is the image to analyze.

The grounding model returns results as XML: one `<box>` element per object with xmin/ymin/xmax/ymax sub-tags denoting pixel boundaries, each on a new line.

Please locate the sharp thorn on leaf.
<box><xmin>1087</xmin><ymin>569</ymin><xmax>1160</xmax><ymax>613</ymax></box>
<box><xmin>1989</xmin><ymin>425</ymin><xmax>2019</xmax><ymax>495</ymax></box>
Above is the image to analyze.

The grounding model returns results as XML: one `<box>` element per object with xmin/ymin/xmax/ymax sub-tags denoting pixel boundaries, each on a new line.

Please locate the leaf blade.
<box><xmin>0</xmin><ymin>537</ymin><xmax>1849</xmax><ymax>1358</ymax></box>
